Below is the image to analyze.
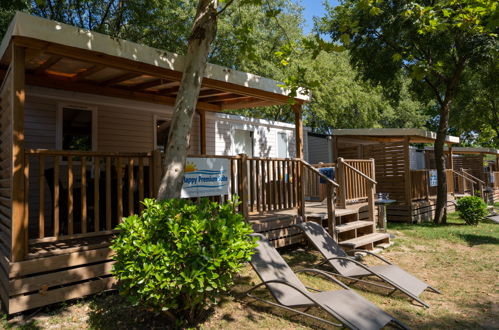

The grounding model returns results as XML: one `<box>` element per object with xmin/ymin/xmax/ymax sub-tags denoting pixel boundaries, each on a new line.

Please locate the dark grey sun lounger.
<box><xmin>246</xmin><ymin>234</ymin><xmax>408</xmax><ymax>329</ymax></box>
<box><xmin>294</xmin><ymin>222</ymin><xmax>440</xmax><ymax>308</ymax></box>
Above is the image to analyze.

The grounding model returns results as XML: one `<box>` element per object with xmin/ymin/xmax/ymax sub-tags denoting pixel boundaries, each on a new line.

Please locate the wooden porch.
<box><xmin>332</xmin><ymin>128</ymin><xmax>461</xmax><ymax>222</ymax></box>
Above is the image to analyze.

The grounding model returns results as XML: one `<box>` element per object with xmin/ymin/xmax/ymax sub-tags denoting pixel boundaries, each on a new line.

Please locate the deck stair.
<box><xmin>335</xmin><ymin>220</ymin><xmax>373</xmax><ymax>233</ymax></box>
<box><xmin>339</xmin><ymin>232</ymin><xmax>390</xmax><ymax>249</ymax></box>
<box><xmin>304</xmin><ymin>202</ymin><xmax>390</xmax><ymax>251</ymax></box>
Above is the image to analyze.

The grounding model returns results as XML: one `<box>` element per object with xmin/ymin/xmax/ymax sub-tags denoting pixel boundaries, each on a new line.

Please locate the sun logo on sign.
<box><xmin>184</xmin><ymin>162</ymin><xmax>197</xmax><ymax>173</ymax></box>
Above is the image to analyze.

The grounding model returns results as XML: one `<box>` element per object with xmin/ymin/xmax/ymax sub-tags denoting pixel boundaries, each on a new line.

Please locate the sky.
<box><xmin>301</xmin><ymin>1</ymin><xmax>339</xmax><ymax>34</ymax></box>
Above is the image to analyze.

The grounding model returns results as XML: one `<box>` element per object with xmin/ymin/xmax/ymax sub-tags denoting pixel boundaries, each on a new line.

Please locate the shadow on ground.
<box><xmin>456</xmin><ymin>233</ymin><xmax>499</xmax><ymax>246</ymax></box>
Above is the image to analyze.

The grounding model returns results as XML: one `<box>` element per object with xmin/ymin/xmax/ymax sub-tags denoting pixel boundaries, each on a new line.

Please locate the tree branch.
<box><xmin>98</xmin><ymin>0</ymin><xmax>115</xmax><ymax>32</ymax></box>
<box><xmin>217</xmin><ymin>0</ymin><xmax>236</xmax><ymax>16</ymax></box>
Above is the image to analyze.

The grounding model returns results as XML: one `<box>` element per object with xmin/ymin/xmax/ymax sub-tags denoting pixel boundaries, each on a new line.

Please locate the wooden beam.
<box><xmin>202</xmin><ymin>94</ymin><xmax>249</xmax><ymax>103</ymax></box>
<box><xmin>100</xmin><ymin>72</ymin><xmax>141</xmax><ymax>86</ymax></box>
<box><xmin>131</xmin><ymin>79</ymin><xmax>172</xmax><ymax>91</ymax></box>
<box><xmin>293</xmin><ymin>103</ymin><xmax>303</xmax><ymax>159</ymax></box>
<box><xmin>11</xmin><ymin>45</ymin><xmax>27</xmax><ymax>262</ymax></box>
<box><xmin>159</xmin><ymin>86</ymin><xmax>180</xmax><ymax>96</ymax></box>
<box><xmin>198</xmin><ymin>110</ymin><xmax>207</xmax><ymax>154</ymax></box>
<box><xmin>24</xmin><ymin>72</ymin><xmax>221</xmax><ymax>112</ymax></box>
<box><xmin>34</xmin><ymin>55</ymin><xmax>62</xmax><ymax>75</ymax></box>
<box><xmin>72</xmin><ymin>65</ymin><xmax>105</xmax><ymax>81</ymax></box>
<box><xmin>198</xmin><ymin>90</ymin><xmax>231</xmax><ymax>99</ymax></box>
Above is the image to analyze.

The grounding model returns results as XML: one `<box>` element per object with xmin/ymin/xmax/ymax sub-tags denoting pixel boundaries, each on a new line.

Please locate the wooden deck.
<box><xmin>249</xmin><ymin>201</ymin><xmax>388</xmax><ymax>250</ymax></box>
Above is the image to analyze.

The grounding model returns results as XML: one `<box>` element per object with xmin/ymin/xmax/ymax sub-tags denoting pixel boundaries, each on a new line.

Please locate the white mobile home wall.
<box><xmin>24</xmin><ymin>86</ymin><xmax>298</xmax><ymax>158</ymax></box>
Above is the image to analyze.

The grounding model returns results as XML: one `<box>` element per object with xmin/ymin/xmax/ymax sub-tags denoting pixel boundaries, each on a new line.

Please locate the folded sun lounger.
<box><xmin>246</xmin><ymin>234</ymin><xmax>408</xmax><ymax>329</ymax></box>
<box><xmin>294</xmin><ymin>221</ymin><xmax>441</xmax><ymax>308</ymax></box>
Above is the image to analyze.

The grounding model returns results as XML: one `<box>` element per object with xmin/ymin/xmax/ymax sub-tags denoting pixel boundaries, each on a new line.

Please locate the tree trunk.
<box><xmin>433</xmin><ymin>101</ymin><xmax>451</xmax><ymax>224</ymax></box>
<box><xmin>433</xmin><ymin>59</ymin><xmax>467</xmax><ymax>224</ymax></box>
<box><xmin>157</xmin><ymin>0</ymin><xmax>218</xmax><ymax>200</ymax></box>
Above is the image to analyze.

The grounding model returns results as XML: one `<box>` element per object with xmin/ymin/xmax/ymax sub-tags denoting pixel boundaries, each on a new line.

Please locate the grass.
<box><xmin>3</xmin><ymin>212</ymin><xmax>498</xmax><ymax>329</ymax></box>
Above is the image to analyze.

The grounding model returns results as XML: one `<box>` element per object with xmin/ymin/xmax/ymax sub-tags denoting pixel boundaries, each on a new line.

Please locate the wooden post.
<box><xmin>403</xmin><ymin>137</ymin><xmax>412</xmax><ymax>205</ymax></box>
<box><xmin>332</xmin><ymin>136</ymin><xmax>338</xmax><ymax>162</ymax></box>
<box><xmin>297</xmin><ymin>161</ymin><xmax>306</xmax><ymax>218</ymax></box>
<box><xmin>198</xmin><ymin>110</ymin><xmax>207</xmax><ymax>155</ymax></box>
<box><xmin>239</xmin><ymin>154</ymin><xmax>249</xmax><ymax>221</ymax></box>
<box><xmin>337</xmin><ymin>158</ymin><xmax>347</xmax><ymax>208</ymax></box>
<box><xmin>11</xmin><ymin>45</ymin><xmax>26</xmax><ymax>262</ymax></box>
<box><xmin>152</xmin><ymin>150</ymin><xmax>162</xmax><ymax>197</ymax></box>
<box><xmin>326</xmin><ymin>184</ymin><xmax>335</xmax><ymax>239</ymax></box>
<box><xmin>293</xmin><ymin>104</ymin><xmax>303</xmax><ymax>159</ymax></box>
<box><xmin>447</xmin><ymin>143</ymin><xmax>453</xmax><ymax>170</ymax></box>
<box><xmin>368</xmin><ymin>158</ymin><xmax>376</xmax><ymax>227</ymax></box>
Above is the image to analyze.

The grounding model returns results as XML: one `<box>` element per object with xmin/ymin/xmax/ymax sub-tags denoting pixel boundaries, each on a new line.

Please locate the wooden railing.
<box><xmin>301</xmin><ymin>160</ymin><xmax>339</xmax><ymax>238</ymax></box>
<box><xmin>243</xmin><ymin>156</ymin><xmax>301</xmax><ymax>215</ymax></box>
<box><xmin>411</xmin><ymin>170</ymin><xmax>430</xmax><ymax>200</ymax></box>
<box><xmin>304</xmin><ymin>162</ymin><xmax>336</xmax><ymax>201</ymax></box>
<box><xmin>336</xmin><ymin>158</ymin><xmax>376</xmax><ymax>224</ymax></box>
<box><xmin>459</xmin><ymin>169</ymin><xmax>486</xmax><ymax>198</ymax></box>
<box><xmin>336</xmin><ymin>158</ymin><xmax>376</xmax><ymax>208</ymax></box>
<box><xmin>25</xmin><ymin>150</ymin><xmax>160</xmax><ymax>243</ymax></box>
<box><xmin>20</xmin><ymin>150</ymin><xmax>345</xmax><ymax>258</ymax></box>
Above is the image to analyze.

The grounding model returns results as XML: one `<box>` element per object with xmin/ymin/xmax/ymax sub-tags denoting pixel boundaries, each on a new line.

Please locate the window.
<box><xmin>233</xmin><ymin>130</ymin><xmax>253</xmax><ymax>157</ymax></box>
<box><xmin>277</xmin><ymin>132</ymin><xmax>289</xmax><ymax>158</ymax></box>
<box><xmin>156</xmin><ymin>119</ymin><xmax>171</xmax><ymax>152</ymax></box>
<box><xmin>57</xmin><ymin>105</ymin><xmax>97</xmax><ymax>151</ymax></box>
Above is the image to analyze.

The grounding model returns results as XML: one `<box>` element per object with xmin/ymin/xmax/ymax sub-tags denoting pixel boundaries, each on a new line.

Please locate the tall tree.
<box><xmin>320</xmin><ymin>0</ymin><xmax>498</xmax><ymax>223</ymax></box>
<box><xmin>157</xmin><ymin>0</ymin><xmax>218</xmax><ymax>200</ymax></box>
<box><xmin>450</xmin><ymin>60</ymin><xmax>499</xmax><ymax>148</ymax></box>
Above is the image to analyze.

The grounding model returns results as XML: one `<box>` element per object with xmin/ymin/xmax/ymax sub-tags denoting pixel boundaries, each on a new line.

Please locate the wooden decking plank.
<box><xmin>9</xmin><ymin>247</ymin><xmax>114</xmax><ymax>278</ymax></box>
<box><xmin>335</xmin><ymin>220</ymin><xmax>373</xmax><ymax>233</ymax></box>
<box><xmin>9</xmin><ymin>261</ymin><xmax>114</xmax><ymax>295</ymax></box>
<box><xmin>9</xmin><ymin>276</ymin><xmax>116</xmax><ymax>314</ymax></box>
<box><xmin>339</xmin><ymin>233</ymin><xmax>390</xmax><ymax>248</ymax></box>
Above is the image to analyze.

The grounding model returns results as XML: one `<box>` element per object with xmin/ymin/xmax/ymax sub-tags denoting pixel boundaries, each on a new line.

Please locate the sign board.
<box><xmin>429</xmin><ymin>170</ymin><xmax>438</xmax><ymax>187</ymax></box>
<box><xmin>181</xmin><ymin>158</ymin><xmax>230</xmax><ymax>198</ymax></box>
<box><xmin>319</xmin><ymin>167</ymin><xmax>335</xmax><ymax>184</ymax></box>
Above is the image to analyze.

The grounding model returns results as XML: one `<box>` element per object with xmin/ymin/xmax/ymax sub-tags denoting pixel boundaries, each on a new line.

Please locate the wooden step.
<box><xmin>335</xmin><ymin>208</ymin><xmax>359</xmax><ymax>217</ymax></box>
<box><xmin>335</xmin><ymin>221</ymin><xmax>373</xmax><ymax>233</ymax></box>
<box><xmin>339</xmin><ymin>232</ymin><xmax>390</xmax><ymax>249</ymax></box>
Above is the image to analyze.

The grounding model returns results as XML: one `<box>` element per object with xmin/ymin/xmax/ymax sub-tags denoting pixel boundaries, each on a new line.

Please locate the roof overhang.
<box><xmin>332</xmin><ymin>128</ymin><xmax>459</xmax><ymax>144</ymax></box>
<box><xmin>0</xmin><ymin>12</ymin><xmax>309</xmax><ymax>112</ymax></box>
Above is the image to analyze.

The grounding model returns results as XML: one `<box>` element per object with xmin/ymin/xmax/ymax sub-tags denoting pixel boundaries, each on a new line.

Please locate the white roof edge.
<box><xmin>0</xmin><ymin>12</ymin><xmax>310</xmax><ymax>102</ymax></box>
<box><xmin>208</xmin><ymin>112</ymin><xmax>296</xmax><ymax>129</ymax></box>
<box><xmin>332</xmin><ymin>128</ymin><xmax>459</xmax><ymax>144</ymax></box>
<box><xmin>426</xmin><ymin>146</ymin><xmax>499</xmax><ymax>154</ymax></box>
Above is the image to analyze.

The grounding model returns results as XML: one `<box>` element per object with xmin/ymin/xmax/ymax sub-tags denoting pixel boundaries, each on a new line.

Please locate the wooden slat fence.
<box><xmin>339</xmin><ymin>142</ymin><xmax>405</xmax><ymax>204</ymax></box>
<box><xmin>411</xmin><ymin>170</ymin><xmax>429</xmax><ymax>200</ymax></box>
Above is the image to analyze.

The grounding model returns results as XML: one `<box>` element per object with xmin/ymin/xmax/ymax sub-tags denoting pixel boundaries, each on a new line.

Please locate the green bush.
<box><xmin>111</xmin><ymin>198</ymin><xmax>256</xmax><ymax>325</ymax></box>
<box><xmin>456</xmin><ymin>196</ymin><xmax>488</xmax><ymax>225</ymax></box>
